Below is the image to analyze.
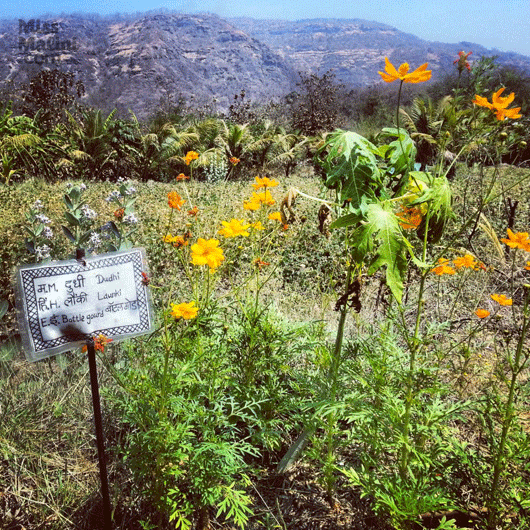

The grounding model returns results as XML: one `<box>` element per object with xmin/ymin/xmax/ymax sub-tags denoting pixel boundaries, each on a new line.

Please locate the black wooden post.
<box><xmin>87</xmin><ymin>338</ymin><xmax>113</xmax><ymax>529</ymax></box>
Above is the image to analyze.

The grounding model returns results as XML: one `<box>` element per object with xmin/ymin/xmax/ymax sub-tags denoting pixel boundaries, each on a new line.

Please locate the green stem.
<box><xmin>324</xmin><ymin>260</ymin><xmax>355</xmax><ymax>498</ymax></box>
<box><xmin>487</xmin><ymin>287</ymin><xmax>530</xmax><ymax>528</ymax></box>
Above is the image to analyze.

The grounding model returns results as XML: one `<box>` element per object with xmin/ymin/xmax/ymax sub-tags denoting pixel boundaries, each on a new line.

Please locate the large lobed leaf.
<box><xmin>349</xmin><ymin>202</ymin><xmax>408</xmax><ymax>303</ymax></box>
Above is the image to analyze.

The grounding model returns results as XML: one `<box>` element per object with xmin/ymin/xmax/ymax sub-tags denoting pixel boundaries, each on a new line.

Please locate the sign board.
<box><xmin>15</xmin><ymin>248</ymin><xmax>154</xmax><ymax>362</ymax></box>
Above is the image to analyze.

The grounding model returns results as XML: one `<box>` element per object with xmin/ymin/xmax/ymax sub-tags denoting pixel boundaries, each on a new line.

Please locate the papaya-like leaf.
<box><xmin>317</xmin><ymin>129</ymin><xmax>381</xmax><ymax>211</ymax></box>
<box><xmin>350</xmin><ymin>201</ymin><xmax>408</xmax><ymax>303</ymax></box>
<box><xmin>378</xmin><ymin>127</ymin><xmax>417</xmax><ymax>177</ymax></box>
<box><xmin>417</xmin><ymin>174</ymin><xmax>453</xmax><ymax>243</ymax></box>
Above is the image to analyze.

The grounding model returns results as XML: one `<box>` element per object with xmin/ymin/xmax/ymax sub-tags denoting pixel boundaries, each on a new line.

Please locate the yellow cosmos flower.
<box><xmin>243</xmin><ymin>198</ymin><xmax>261</xmax><ymax>211</ymax></box>
<box><xmin>190</xmin><ymin>238</ymin><xmax>224</xmax><ymax>270</ymax></box>
<box><xmin>252</xmin><ymin>176</ymin><xmax>279</xmax><ymax>190</ymax></box>
<box><xmin>254</xmin><ymin>190</ymin><xmax>275</xmax><ymax>206</ymax></box>
<box><xmin>268</xmin><ymin>212</ymin><xmax>282</xmax><ymax>222</ymax></box>
<box><xmin>475</xmin><ymin>309</ymin><xmax>490</xmax><ymax>319</ymax></box>
<box><xmin>218</xmin><ymin>219</ymin><xmax>251</xmax><ymax>238</ymax></box>
<box><xmin>473</xmin><ymin>88</ymin><xmax>522</xmax><ymax>121</ymax></box>
<box><xmin>490</xmin><ymin>294</ymin><xmax>513</xmax><ymax>306</ymax></box>
<box><xmin>431</xmin><ymin>258</ymin><xmax>456</xmax><ymax>276</ymax></box>
<box><xmin>378</xmin><ymin>57</ymin><xmax>431</xmax><ymax>84</ymax></box>
<box><xmin>453</xmin><ymin>254</ymin><xmax>478</xmax><ymax>270</ymax></box>
<box><xmin>501</xmin><ymin>228</ymin><xmax>530</xmax><ymax>250</ymax></box>
<box><xmin>168</xmin><ymin>191</ymin><xmax>185</xmax><ymax>210</ymax></box>
<box><xmin>250</xmin><ymin>221</ymin><xmax>264</xmax><ymax>230</ymax></box>
<box><xmin>171</xmin><ymin>301</ymin><xmax>198</xmax><ymax>320</ymax></box>
<box><xmin>525</xmin><ymin>261</ymin><xmax>530</xmax><ymax>271</ymax></box>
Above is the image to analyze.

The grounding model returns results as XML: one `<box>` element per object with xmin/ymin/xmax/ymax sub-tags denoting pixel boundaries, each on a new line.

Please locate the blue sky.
<box><xmin>4</xmin><ymin>0</ymin><xmax>530</xmax><ymax>57</ymax></box>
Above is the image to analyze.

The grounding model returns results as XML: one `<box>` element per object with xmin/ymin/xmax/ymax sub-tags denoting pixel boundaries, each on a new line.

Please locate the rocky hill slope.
<box><xmin>231</xmin><ymin>17</ymin><xmax>530</xmax><ymax>87</ymax></box>
<box><xmin>1</xmin><ymin>12</ymin><xmax>529</xmax><ymax>118</ymax></box>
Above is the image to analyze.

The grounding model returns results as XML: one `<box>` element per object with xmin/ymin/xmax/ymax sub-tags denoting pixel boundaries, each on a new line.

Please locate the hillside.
<box><xmin>1</xmin><ymin>12</ymin><xmax>529</xmax><ymax>118</ymax></box>
<box><xmin>231</xmin><ymin>17</ymin><xmax>530</xmax><ymax>87</ymax></box>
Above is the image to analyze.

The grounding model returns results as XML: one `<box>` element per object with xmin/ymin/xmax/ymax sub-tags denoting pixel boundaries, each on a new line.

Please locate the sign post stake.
<box><xmin>87</xmin><ymin>337</ymin><xmax>113</xmax><ymax>529</ymax></box>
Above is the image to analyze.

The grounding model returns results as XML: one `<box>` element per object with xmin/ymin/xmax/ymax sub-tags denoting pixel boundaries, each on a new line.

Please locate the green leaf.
<box><xmin>317</xmin><ymin>129</ymin><xmax>381</xmax><ymax>209</ymax></box>
<box><xmin>62</xmin><ymin>225</ymin><xmax>76</xmax><ymax>243</ymax></box>
<box><xmin>25</xmin><ymin>239</ymin><xmax>35</xmax><ymax>254</ymax></box>
<box><xmin>64</xmin><ymin>193</ymin><xmax>73</xmax><ymax>209</ymax></box>
<box><xmin>108</xmin><ymin>221</ymin><xmax>121</xmax><ymax>239</ymax></box>
<box><xmin>351</xmin><ymin>201</ymin><xmax>408</xmax><ymax>303</ymax></box>
<box><xmin>330</xmin><ymin>212</ymin><xmax>361</xmax><ymax>230</ymax></box>
<box><xmin>0</xmin><ymin>298</ymin><xmax>8</xmax><ymax>319</ymax></box>
<box><xmin>64</xmin><ymin>211</ymin><xmax>80</xmax><ymax>227</ymax></box>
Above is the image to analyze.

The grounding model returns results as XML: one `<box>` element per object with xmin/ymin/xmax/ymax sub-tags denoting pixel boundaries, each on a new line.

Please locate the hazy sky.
<box><xmin>3</xmin><ymin>0</ymin><xmax>530</xmax><ymax>57</ymax></box>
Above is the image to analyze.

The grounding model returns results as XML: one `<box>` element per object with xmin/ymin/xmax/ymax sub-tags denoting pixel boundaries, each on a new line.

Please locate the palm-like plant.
<box><xmin>64</xmin><ymin>108</ymin><xmax>118</xmax><ymax>179</ymax></box>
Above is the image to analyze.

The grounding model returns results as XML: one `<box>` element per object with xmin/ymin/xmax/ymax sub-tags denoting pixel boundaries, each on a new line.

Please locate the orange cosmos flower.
<box><xmin>187</xmin><ymin>206</ymin><xmax>199</xmax><ymax>216</ymax></box>
<box><xmin>218</xmin><ymin>219</ymin><xmax>251</xmax><ymax>238</ymax></box>
<box><xmin>268</xmin><ymin>212</ymin><xmax>282</xmax><ymax>222</ymax></box>
<box><xmin>171</xmin><ymin>301</ymin><xmax>198</xmax><ymax>320</ymax></box>
<box><xmin>168</xmin><ymin>191</ymin><xmax>185</xmax><ymax>210</ymax></box>
<box><xmin>475</xmin><ymin>309</ymin><xmax>490</xmax><ymax>319</ymax></box>
<box><xmin>114</xmin><ymin>208</ymin><xmax>125</xmax><ymax>220</ymax></box>
<box><xmin>190</xmin><ymin>238</ymin><xmax>224</xmax><ymax>270</ymax></box>
<box><xmin>184</xmin><ymin>151</ymin><xmax>199</xmax><ymax>165</ymax></box>
<box><xmin>252</xmin><ymin>176</ymin><xmax>279</xmax><ymax>190</ymax></box>
<box><xmin>229</xmin><ymin>156</ymin><xmax>240</xmax><ymax>165</ymax></box>
<box><xmin>253</xmin><ymin>258</ymin><xmax>270</xmax><ymax>270</ymax></box>
<box><xmin>82</xmin><ymin>334</ymin><xmax>113</xmax><ymax>353</ymax></box>
<box><xmin>501</xmin><ymin>228</ymin><xmax>530</xmax><ymax>250</ymax></box>
<box><xmin>378</xmin><ymin>57</ymin><xmax>432</xmax><ymax>84</ymax></box>
<box><xmin>431</xmin><ymin>258</ymin><xmax>456</xmax><ymax>276</ymax></box>
<box><xmin>473</xmin><ymin>88</ymin><xmax>522</xmax><ymax>121</ymax></box>
<box><xmin>490</xmin><ymin>294</ymin><xmax>512</xmax><ymax>306</ymax></box>
<box><xmin>525</xmin><ymin>261</ymin><xmax>530</xmax><ymax>271</ymax></box>
<box><xmin>453</xmin><ymin>254</ymin><xmax>478</xmax><ymax>270</ymax></box>
<box><xmin>176</xmin><ymin>173</ymin><xmax>189</xmax><ymax>181</ymax></box>
<box><xmin>396</xmin><ymin>205</ymin><xmax>422</xmax><ymax>230</ymax></box>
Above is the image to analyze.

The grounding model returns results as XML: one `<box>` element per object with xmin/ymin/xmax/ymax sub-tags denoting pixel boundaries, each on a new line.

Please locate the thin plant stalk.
<box><xmin>487</xmin><ymin>285</ymin><xmax>530</xmax><ymax>528</ymax></box>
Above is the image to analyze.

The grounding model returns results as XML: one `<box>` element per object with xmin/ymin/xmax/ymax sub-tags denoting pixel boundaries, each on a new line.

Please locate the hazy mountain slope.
<box><xmin>0</xmin><ymin>12</ymin><xmax>529</xmax><ymax>118</ymax></box>
<box><xmin>231</xmin><ymin>17</ymin><xmax>530</xmax><ymax>87</ymax></box>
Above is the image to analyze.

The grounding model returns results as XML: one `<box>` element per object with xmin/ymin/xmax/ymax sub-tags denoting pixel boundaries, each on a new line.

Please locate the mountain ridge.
<box><xmin>0</xmin><ymin>11</ymin><xmax>528</xmax><ymax>118</ymax></box>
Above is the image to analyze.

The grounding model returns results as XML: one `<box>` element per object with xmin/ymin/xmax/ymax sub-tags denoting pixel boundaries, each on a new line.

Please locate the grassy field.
<box><xmin>1</xmin><ymin>156</ymin><xmax>530</xmax><ymax>530</ymax></box>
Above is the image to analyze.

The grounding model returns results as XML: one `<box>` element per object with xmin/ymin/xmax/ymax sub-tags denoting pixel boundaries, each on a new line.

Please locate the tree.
<box><xmin>291</xmin><ymin>70</ymin><xmax>343</xmax><ymax>136</ymax></box>
<box><xmin>20</xmin><ymin>69</ymin><xmax>85</xmax><ymax>130</ymax></box>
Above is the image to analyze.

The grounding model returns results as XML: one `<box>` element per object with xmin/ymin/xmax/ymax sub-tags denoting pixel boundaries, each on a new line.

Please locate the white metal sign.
<box><xmin>15</xmin><ymin>248</ymin><xmax>154</xmax><ymax>361</ymax></box>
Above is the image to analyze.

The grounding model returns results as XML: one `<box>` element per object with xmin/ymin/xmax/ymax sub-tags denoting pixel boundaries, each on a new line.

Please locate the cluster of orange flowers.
<box><xmin>396</xmin><ymin>205</ymin><xmax>423</xmax><ymax>230</ymax></box>
<box><xmin>184</xmin><ymin>151</ymin><xmax>199</xmax><ymax>166</ymax></box>
<box><xmin>163</xmin><ymin>234</ymin><xmax>189</xmax><ymax>248</ymax></box>
<box><xmin>431</xmin><ymin>254</ymin><xmax>484</xmax><ymax>275</ymax></box>
<box><xmin>473</xmin><ymin>88</ymin><xmax>522</xmax><ymax>121</ymax></box>
<box><xmin>81</xmin><ymin>334</ymin><xmax>113</xmax><ymax>353</ymax></box>
<box><xmin>168</xmin><ymin>191</ymin><xmax>185</xmax><ymax>210</ymax></box>
<box><xmin>379</xmin><ymin>56</ymin><xmax>522</xmax><ymax>123</ymax></box>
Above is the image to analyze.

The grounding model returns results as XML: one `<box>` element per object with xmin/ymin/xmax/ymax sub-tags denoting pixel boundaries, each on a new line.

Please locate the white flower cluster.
<box><xmin>35</xmin><ymin>214</ymin><xmax>51</xmax><ymax>225</ymax></box>
<box><xmin>81</xmin><ymin>204</ymin><xmax>98</xmax><ymax>220</ymax></box>
<box><xmin>123</xmin><ymin>213</ymin><xmax>138</xmax><ymax>225</ymax></box>
<box><xmin>32</xmin><ymin>199</ymin><xmax>44</xmax><ymax>210</ymax></box>
<box><xmin>35</xmin><ymin>245</ymin><xmax>51</xmax><ymax>261</ymax></box>
<box><xmin>43</xmin><ymin>226</ymin><xmax>54</xmax><ymax>239</ymax></box>
<box><xmin>105</xmin><ymin>190</ymin><xmax>122</xmax><ymax>203</ymax></box>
